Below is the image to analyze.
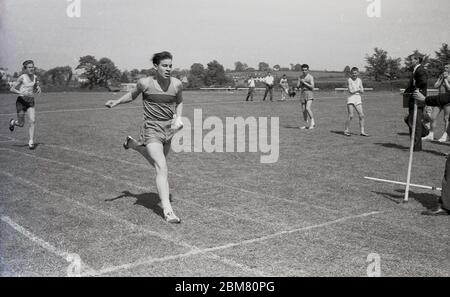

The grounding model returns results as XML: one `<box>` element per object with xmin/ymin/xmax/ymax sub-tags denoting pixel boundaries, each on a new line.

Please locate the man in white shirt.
<box><xmin>262</xmin><ymin>71</ymin><xmax>274</xmax><ymax>101</ymax></box>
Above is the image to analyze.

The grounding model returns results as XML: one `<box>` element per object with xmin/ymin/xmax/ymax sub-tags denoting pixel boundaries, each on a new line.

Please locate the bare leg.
<box><xmin>301</xmin><ymin>102</ymin><xmax>308</xmax><ymax>125</ymax></box>
<box><xmin>128</xmin><ymin>139</ymin><xmax>176</xmax><ymax>218</ymax></box>
<box><xmin>127</xmin><ymin>138</ymin><xmax>171</xmax><ymax>164</ymax></box>
<box><xmin>144</xmin><ymin>142</ymin><xmax>174</xmax><ymax>216</ymax></box>
<box><xmin>27</xmin><ymin>107</ymin><xmax>36</xmax><ymax>144</ymax></box>
<box><xmin>425</xmin><ymin>106</ymin><xmax>440</xmax><ymax>140</ymax></box>
<box><xmin>440</xmin><ymin>105</ymin><xmax>450</xmax><ymax>141</ymax></box>
<box><xmin>15</xmin><ymin>109</ymin><xmax>26</xmax><ymax>127</ymax></box>
<box><xmin>355</xmin><ymin>104</ymin><xmax>366</xmax><ymax>134</ymax></box>
<box><xmin>305</xmin><ymin>100</ymin><xmax>315</xmax><ymax>127</ymax></box>
<box><xmin>344</xmin><ymin>104</ymin><xmax>354</xmax><ymax>133</ymax></box>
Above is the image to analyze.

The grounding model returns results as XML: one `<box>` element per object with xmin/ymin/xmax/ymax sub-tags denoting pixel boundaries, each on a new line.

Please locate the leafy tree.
<box><xmin>234</xmin><ymin>61</ymin><xmax>248</xmax><ymax>72</ymax></box>
<box><xmin>365</xmin><ymin>48</ymin><xmax>389</xmax><ymax>81</ymax></box>
<box><xmin>204</xmin><ymin>60</ymin><xmax>230</xmax><ymax>86</ymax></box>
<box><xmin>428</xmin><ymin>43</ymin><xmax>450</xmax><ymax>77</ymax></box>
<box><xmin>129</xmin><ymin>69</ymin><xmax>140</xmax><ymax>81</ymax></box>
<box><xmin>76</xmin><ymin>55</ymin><xmax>99</xmax><ymax>88</ymax></box>
<box><xmin>434</xmin><ymin>43</ymin><xmax>450</xmax><ymax>64</ymax></box>
<box><xmin>34</xmin><ymin>68</ymin><xmax>48</xmax><ymax>85</ymax></box>
<box><xmin>187</xmin><ymin>63</ymin><xmax>205</xmax><ymax>88</ymax></box>
<box><xmin>97</xmin><ymin>57</ymin><xmax>121</xmax><ymax>90</ymax></box>
<box><xmin>386</xmin><ymin>57</ymin><xmax>401</xmax><ymax>80</ymax></box>
<box><xmin>120</xmin><ymin>70</ymin><xmax>130</xmax><ymax>83</ymax></box>
<box><xmin>76</xmin><ymin>56</ymin><xmax>120</xmax><ymax>90</ymax></box>
<box><xmin>293</xmin><ymin>64</ymin><xmax>302</xmax><ymax>72</ymax></box>
<box><xmin>46</xmin><ymin>66</ymin><xmax>73</xmax><ymax>86</ymax></box>
<box><xmin>258</xmin><ymin>62</ymin><xmax>270</xmax><ymax>72</ymax></box>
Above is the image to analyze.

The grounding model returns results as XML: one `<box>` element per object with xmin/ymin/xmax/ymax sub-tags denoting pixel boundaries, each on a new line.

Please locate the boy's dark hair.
<box><xmin>301</xmin><ymin>64</ymin><xmax>309</xmax><ymax>70</ymax></box>
<box><xmin>22</xmin><ymin>60</ymin><xmax>34</xmax><ymax>69</ymax></box>
<box><xmin>351</xmin><ymin>67</ymin><xmax>359</xmax><ymax>72</ymax></box>
<box><xmin>152</xmin><ymin>51</ymin><xmax>173</xmax><ymax>65</ymax></box>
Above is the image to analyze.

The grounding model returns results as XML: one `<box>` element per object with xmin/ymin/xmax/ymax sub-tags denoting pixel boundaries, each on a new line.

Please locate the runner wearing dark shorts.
<box><xmin>9</xmin><ymin>60</ymin><xmax>41</xmax><ymax>149</ymax></box>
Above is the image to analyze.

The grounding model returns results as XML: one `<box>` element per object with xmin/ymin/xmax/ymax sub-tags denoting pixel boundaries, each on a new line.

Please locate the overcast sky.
<box><xmin>0</xmin><ymin>0</ymin><xmax>449</xmax><ymax>73</ymax></box>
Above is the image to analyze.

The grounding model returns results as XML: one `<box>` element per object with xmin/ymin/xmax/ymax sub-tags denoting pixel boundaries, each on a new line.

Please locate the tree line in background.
<box><xmin>1</xmin><ymin>43</ymin><xmax>448</xmax><ymax>91</ymax></box>
<box><xmin>362</xmin><ymin>43</ymin><xmax>450</xmax><ymax>81</ymax></box>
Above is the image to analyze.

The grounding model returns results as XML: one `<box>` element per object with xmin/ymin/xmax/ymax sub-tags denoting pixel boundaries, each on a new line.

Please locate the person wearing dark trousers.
<box><xmin>262</xmin><ymin>71</ymin><xmax>274</xmax><ymax>101</ymax></box>
<box><xmin>245</xmin><ymin>74</ymin><xmax>256</xmax><ymax>101</ymax></box>
<box><xmin>414</xmin><ymin>90</ymin><xmax>450</xmax><ymax>215</ymax></box>
<box><xmin>404</xmin><ymin>55</ymin><xmax>428</xmax><ymax>151</ymax></box>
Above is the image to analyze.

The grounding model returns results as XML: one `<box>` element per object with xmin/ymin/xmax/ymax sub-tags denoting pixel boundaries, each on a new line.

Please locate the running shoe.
<box><xmin>438</xmin><ymin>133</ymin><xmax>448</xmax><ymax>143</ymax></box>
<box><xmin>123</xmin><ymin>136</ymin><xmax>134</xmax><ymax>150</ymax></box>
<box><xmin>9</xmin><ymin>119</ymin><xmax>14</xmax><ymax>132</ymax></box>
<box><xmin>164</xmin><ymin>211</ymin><xmax>181</xmax><ymax>224</ymax></box>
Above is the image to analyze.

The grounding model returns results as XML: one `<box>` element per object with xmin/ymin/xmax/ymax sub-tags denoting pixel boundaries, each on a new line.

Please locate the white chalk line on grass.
<box><xmin>0</xmin><ymin>94</ymin><xmax>392</xmax><ymax>116</ymax></box>
<box><xmin>83</xmin><ymin>210</ymin><xmax>384</xmax><ymax>277</ymax></box>
<box><xmin>0</xmin><ymin>170</ymin><xmax>270</xmax><ymax>277</ymax></box>
<box><xmin>40</xmin><ymin>142</ymin><xmax>341</xmax><ymax>214</ymax></box>
<box><xmin>0</xmin><ymin>148</ymin><xmax>275</xmax><ymax>228</ymax></box>
<box><xmin>0</xmin><ymin>100</ymin><xmax>244</xmax><ymax>116</ymax></box>
<box><xmin>0</xmin><ymin>170</ymin><xmax>194</xmax><ymax>251</ymax></box>
<box><xmin>0</xmin><ymin>215</ymin><xmax>96</xmax><ymax>276</ymax></box>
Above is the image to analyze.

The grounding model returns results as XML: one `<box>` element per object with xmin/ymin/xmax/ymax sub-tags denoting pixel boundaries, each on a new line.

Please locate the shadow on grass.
<box><xmin>373</xmin><ymin>189</ymin><xmax>440</xmax><ymax>210</ymax></box>
<box><xmin>12</xmin><ymin>143</ymin><xmax>42</xmax><ymax>149</ymax></box>
<box><xmin>374</xmin><ymin>142</ymin><xmax>447</xmax><ymax>157</ymax></box>
<box><xmin>284</xmin><ymin>125</ymin><xmax>300</xmax><ymax>129</ymax></box>
<box><xmin>330</xmin><ymin>130</ymin><xmax>345</xmax><ymax>136</ymax></box>
<box><xmin>330</xmin><ymin>130</ymin><xmax>361</xmax><ymax>137</ymax></box>
<box><xmin>105</xmin><ymin>191</ymin><xmax>167</xmax><ymax>219</ymax></box>
<box><xmin>430</xmin><ymin>140</ymin><xmax>450</xmax><ymax>147</ymax></box>
<box><xmin>397</xmin><ymin>132</ymin><xmax>410</xmax><ymax>136</ymax></box>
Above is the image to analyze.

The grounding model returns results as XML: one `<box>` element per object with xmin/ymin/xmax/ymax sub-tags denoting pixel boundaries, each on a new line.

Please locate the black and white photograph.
<box><xmin>0</xmin><ymin>0</ymin><xmax>449</xmax><ymax>282</ymax></box>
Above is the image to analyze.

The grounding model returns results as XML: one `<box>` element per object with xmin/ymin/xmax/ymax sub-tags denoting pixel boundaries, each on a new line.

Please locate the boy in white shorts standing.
<box><xmin>344</xmin><ymin>67</ymin><xmax>368</xmax><ymax>137</ymax></box>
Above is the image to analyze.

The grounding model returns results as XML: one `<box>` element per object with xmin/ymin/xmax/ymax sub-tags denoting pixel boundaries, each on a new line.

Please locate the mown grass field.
<box><xmin>0</xmin><ymin>89</ymin><xmax>448</xmax><ymax>277</ymax></box>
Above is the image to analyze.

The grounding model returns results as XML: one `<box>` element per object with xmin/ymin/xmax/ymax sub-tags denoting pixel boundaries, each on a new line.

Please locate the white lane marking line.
<box><xmin>0</xmin><ymin>94</ymin><xmax>391</xmax><ymax>116</ymax></box>
<box><xmin>1</xmin><ymin>215</ymin><xmax>95</xmax><ymax>276</ymax></box>
<box><xmin>0</xmin><ymin>148</ymin><xmax>274</xmax><ymax>227</ymax></box>
<box><xmin>0</xmin><ymin>170</ymin><xmax>194</xmax><ymax>250</ymax></box>
<box><xmin>0</xmin><ymin>170</ymin><xmax>269</xmax><ymax>277</ymax></box>
<box><xmin>39</xmin><ymin>143</ymin><xmax>341</xmax><ymax>214</ymax></box>
<box><xmin>84</xmin><ymin>211</ymin><xmax>383</xmax><ymax>276</ymax></box>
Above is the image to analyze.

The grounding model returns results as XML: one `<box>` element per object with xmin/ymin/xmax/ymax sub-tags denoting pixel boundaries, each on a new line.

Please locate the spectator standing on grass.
<box><xmin>423</xmin><ymin>64</ymin><xmax>450</xmax><ymax>142</ymax></box>
<box><xmin>279</xmin><ymin>74</ymin><xmax>289</xmax><ymax>101</ymax></box>
<box><xmin>288</xmin><ymin>86</ymin><xmax>297</xmax><ymax>98</ymax></box>
<box><xmin>298</xmin><ymin>64</ymin><xmax>315</xmax><ymax>129</ymax></box>
<box><xmin>8</xmin><ymin>60</ymin><xmax>41</xmax><ymax>150</ymax></box>
<box><xmin>105</xmin><ymin>51</ymin><xmax>183</xmax><ymax>224</ymax></box>
<box><xmin>344</xmin><ymin>67</ymin><xmax>369</xmax><ymax>137</ymax></box>
<box><xmin>262</xmin><ymin>70</ymin><xmax>274</xmax><ymax>101</ymax></box>
<box><xmin>245</xmin><ymin>73</ymin><xmax>256</xmax><ymax>101</ymax></box>
<box><xmin>413</xmin><ymin>90</ymin><xmax>450</xmax><ymax>216</ymax></box>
